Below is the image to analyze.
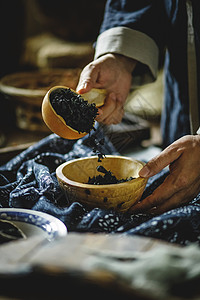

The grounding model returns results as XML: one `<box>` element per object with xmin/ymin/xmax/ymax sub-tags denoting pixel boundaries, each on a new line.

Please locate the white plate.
<box><xmin>0</xmin><ymin>208</ymin><xmax>67</xmax><ymax>241</ymax></box>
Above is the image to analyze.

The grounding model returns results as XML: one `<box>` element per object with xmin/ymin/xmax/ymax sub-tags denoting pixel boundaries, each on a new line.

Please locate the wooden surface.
<box><xmin>0</xmin><ymin>233</ymin><xmax>196</xmax><ymax>300</ymax></box>
<box><xmin>0</xmin><ymin>127</ymin><xmax>48</xmax><ymax>165</ymax></box>
<box><xmin>0</xmin><ymin>233</ymin><xmax>170</xmax><ymax>271</ymax></box>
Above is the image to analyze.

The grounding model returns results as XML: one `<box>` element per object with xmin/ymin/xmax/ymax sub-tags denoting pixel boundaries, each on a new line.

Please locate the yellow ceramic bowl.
<box><xmin>56</xmin><ymin>155</ymin><xmax>148</xmax><ymax>212</ymax></box>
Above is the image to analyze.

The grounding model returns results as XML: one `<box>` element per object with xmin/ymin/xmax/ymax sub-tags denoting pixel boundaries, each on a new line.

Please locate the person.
<box><xmin>76</xmin><ymin>0</ymin><xmax>200</xmax><ymax>214</ymax></box>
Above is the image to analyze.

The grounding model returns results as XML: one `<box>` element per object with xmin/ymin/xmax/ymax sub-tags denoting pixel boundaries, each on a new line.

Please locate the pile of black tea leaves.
<box><xmin>50</xmin><ymin>87</ymin><xmax>106</xmax><ymax>161</ymax></box>
<box><xmin>88</xmin><ymin>165</ymin><xmax>135</xmax><ymax>185</ymax></box>
<box><xmin>50</xmin><ymin>87</ymin><xmax>98</xmax><ymax>133</ymax></box>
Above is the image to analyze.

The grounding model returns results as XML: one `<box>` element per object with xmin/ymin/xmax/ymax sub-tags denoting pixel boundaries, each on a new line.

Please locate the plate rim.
<box><xmin>0</xmin><ymin>208</ymin><xmax>67</xmax><ymax>240</ymax></box>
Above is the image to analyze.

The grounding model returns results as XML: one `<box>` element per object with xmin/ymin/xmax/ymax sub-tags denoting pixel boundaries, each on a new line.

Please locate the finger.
<box><xmin>139</xmin><ymin>143</ymin><xmax>182</xmax><ymax>178</ymax></box>
<box><xmin>112</xmin><ymin>110</ymin><xmax>124</xmax><ymax>124</ymax></box>
<box><xmin>112</xmin><ymin>100</ymin><xmax>124</xmax><ymax>124</ymax></box>
<box><xmin>102</xmin><ymin>105</ymin><xmax>124</xmax><ymax>125</ymax></box>
<box><xmin>95</xmin><ymin>92</ymin><xmax>116</xmax><ymax>122</ymax></box>
<box><xmin>96</xmin><ymin>108</ymin><xmax>103</xmax><ymax>119</ymax></box>
<box><xmin>131</xmin><ymin>193</ymin><xmax>163</xmax><ymax>213</ymax></box>
<box><xmin>76</xmin><ymin>64</ymin><xmax>100</xmax><ymax>94</ymax></box>
<box><xmin>132</xmin><ymin>171</ymin><xmax>200</xmax><ymax>214</ymax></box>
<box><xmin>131</xmin><ymin>173</ymin><xmax>181</xmax><ymax>212</ymax></box>
<box><xmin>150</xmin><ymin>186</ymin><xmax>197</xmax><ymax>215</ymax></box>
<box><xmin>98</xmin><ymin>96</ymin><xmax>124</xmax><ymax>125</ymax></box>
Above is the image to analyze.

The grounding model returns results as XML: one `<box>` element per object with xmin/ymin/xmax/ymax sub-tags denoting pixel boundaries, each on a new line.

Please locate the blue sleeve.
<box><xmin>100</xmin><ymin>0</ymin><xmax>167</xmax><ymax>52</ymax></box>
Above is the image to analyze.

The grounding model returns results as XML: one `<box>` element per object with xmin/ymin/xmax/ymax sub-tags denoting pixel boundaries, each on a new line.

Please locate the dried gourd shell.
<box><xmin>81</xmin><ymin>88</ymin><xmax>106</xmax><ymax>107</ymax></box>
<box><xmin>41</xmin><ymin>86</ymin><xmax>106</xmax><ymax>140</ymax></box>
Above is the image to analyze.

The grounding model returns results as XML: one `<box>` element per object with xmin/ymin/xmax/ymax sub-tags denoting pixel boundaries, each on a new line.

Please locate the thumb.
<box><xmin>139</xmin><ymin>145</ymin><xmax>181</xmax><ymax>178</ymax></box>
<box><xmin>76</xmin><ymin>64</ymin><xmax>99</xmax><ymax>94</ymax></box>
<box><xmin>76</xmin><ymin>81</ymin><xmax>93</xmax><ymax>94</ymax></box>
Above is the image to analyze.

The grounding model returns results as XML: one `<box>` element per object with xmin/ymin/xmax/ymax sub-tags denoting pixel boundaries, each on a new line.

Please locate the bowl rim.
<box><xmin>56</xmin><ymin>155</ymin><xmax>146</xmax><ymax>189</ymax></box>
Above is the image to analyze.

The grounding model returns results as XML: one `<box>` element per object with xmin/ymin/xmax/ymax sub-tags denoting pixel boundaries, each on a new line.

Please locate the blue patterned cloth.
<box><xmin>0</xmin><ymin>126</ymin><xmax>200</xmax><ymax>246</ymax></box>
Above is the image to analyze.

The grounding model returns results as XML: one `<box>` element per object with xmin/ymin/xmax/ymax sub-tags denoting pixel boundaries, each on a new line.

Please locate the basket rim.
<box><xmin>0</xmin><ymin>68</ymin><xmax>81</xmax><ymax>97</ymax></box>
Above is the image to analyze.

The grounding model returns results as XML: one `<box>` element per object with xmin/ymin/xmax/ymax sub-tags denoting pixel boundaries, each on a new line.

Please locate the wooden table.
<box><xmin>0</xmin><ymin>233</ymin><xmax>198</xmax><ymax>300</ymax></box>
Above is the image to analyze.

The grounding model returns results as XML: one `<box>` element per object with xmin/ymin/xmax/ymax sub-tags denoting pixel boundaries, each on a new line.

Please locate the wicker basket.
<box><xmin>0</xmin><ymin>69</ymin><xmax>81</xmax><ymax>132</ymax></box>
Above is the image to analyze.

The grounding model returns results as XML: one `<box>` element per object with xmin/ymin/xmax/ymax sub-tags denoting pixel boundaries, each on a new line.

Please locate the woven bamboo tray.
<box><xmin>0</xmin><ymin>68</ymin><xmax>81</xmax><ymax>132</ymax></box>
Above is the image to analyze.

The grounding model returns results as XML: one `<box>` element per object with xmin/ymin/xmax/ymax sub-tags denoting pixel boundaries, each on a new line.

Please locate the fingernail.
<box><xmin>139</xmin><ymin>165</ymin><xmax>150</xmax><ymax>178</ymax></box>
<box><xmin>77</xmin><ymin>82</ymin><xmax>88</xmax><ymax>92</ymax></box>
<box><xmin>97</xmin><ymin>108</ymin><xmax>103</xmax><ymax>116</ymax></box>
<box><xmin>83</xmin><ymin>82</ymin><xmax>88</xmax><ymax>89</ymax></box>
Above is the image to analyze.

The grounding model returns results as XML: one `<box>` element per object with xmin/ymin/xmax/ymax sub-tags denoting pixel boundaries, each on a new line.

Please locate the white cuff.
<box><xmin>196</xmin><ymin>127</ymin><xmax>200</xmax><ymax>134</ymax></box>
<box><xmin>95</xmin><ymin>26</ymin><xmax>159</xmax><ymax>86</ymax></box>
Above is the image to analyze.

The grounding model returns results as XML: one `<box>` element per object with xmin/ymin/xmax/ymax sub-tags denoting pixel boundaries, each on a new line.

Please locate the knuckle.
<box><xmin>87</xmin><ymin>62</ymin><xmax>97</xmax><ymax>72</ymax></box>
<box><xmin>173</xmin><ymin>175</ymin><xmax>188</xmax><ymax>190</ymax></box>
<box><xmin>80</xmin><ymin>62</ymin><xmax>96</xmax><ymax>77</ymax></box>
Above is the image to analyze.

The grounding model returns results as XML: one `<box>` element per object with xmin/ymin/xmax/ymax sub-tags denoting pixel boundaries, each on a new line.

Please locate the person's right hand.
<box><xmin>76</xmin><ymin>53</ymin><xmax>137</xmax><ymax>125</ymax></box>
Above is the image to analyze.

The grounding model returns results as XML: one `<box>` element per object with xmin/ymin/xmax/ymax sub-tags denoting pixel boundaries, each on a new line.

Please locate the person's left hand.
<box><xmin>131</xmin><ymin>135</ymin><xmax>200</xmax><ymax>214</ymax></box>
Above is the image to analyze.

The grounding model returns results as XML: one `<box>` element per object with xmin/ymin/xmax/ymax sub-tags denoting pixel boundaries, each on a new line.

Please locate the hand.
<box><xmin>131</xmin><ymin>135</ymin><xmax>200</xmax><ymax>214</ymax></box>
<box><xmin>76</xmin><ymin>53</ymin><xmax>137</xmax><ymax>125</ymax></box>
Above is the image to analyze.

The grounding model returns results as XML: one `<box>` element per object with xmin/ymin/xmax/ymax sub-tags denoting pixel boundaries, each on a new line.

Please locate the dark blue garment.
<box><xmin>1</xmin><ymin>127</ymin><xmax>200</xmax><ymax>246</ymax></box>
<box><xmin>99</xmin><ymin>0</ymin><xmax>200</xmax><ymax>147</ymax></box>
